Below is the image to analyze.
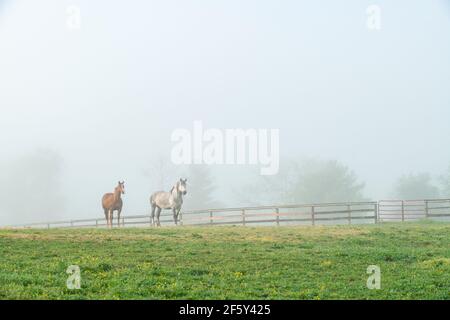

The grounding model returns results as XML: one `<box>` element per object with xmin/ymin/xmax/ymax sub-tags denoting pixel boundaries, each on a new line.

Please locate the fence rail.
<box><xmin>7</xmin><ymin>199</ymin><xmax>450</xmax><ymax>230</ymax></box>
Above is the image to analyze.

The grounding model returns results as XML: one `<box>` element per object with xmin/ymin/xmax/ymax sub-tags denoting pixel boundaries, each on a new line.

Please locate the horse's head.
<box><xmin>116</xmin><ymin>181</ymin><xmax>125</xmax><ymax>195</ymax></box>
<box><xmin>178</xmin><ymin>178</ymin><xmax>187</xmax><ymax>195</ymax></box>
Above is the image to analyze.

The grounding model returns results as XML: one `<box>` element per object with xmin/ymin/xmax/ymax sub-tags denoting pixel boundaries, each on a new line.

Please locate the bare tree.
<box><xmin>143</xmin><ymin>155</ymin><xmax>182</xmax><ymax>192</ymax></box>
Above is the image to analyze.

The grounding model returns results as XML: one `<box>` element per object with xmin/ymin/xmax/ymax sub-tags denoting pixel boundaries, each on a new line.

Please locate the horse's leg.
<box><xmin>156</xmin><ymin>207</ymin><xmax>162</xmax><ymax>227</ymax></box>
<box><xmin>172</xmin><ymin>208</ymin><xmax>178</xmax><ymax>225</ymax></box>
<box><xmin>151</xmin><ymin>205</ymin><xmax>155</xmax><ymax>227</ymax></box>
<box><xmin>109</xmin><ymin>209</ymin><xmax>113</xmax><ymax>228</ymax></box>
<box><xmin>117</xmin><ymin>208</ymin><xmax>122</xmax><ymax>228</ymax></box>
<box><xmin>176</xmin><ymin>208</ymin><xmax>181</xmax><ymax>225</ymax></box>
<box><xmin>104</xmin><ymin>209</ymin><xmax>108</xmax><ymax>227</ymax></box>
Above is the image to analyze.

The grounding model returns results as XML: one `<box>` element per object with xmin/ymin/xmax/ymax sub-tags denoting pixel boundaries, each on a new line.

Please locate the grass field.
<box><xmin>0</xmin><ymin>221</ymin><xmax>449</xmax><ymax>300</ymax></box>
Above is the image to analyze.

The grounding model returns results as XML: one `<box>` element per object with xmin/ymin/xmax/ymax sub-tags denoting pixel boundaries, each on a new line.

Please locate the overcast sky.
<box><xmin>1</xmin><ymin>0</ymin><xmax>449</xmax><ymax>224</ymax></box>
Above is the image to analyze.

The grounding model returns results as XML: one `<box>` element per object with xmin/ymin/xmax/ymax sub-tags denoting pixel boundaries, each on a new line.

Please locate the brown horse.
<box><xmin>102</xmin><ymin>181</ymin><xmax>125</xmax><ymax>228</ymax></box>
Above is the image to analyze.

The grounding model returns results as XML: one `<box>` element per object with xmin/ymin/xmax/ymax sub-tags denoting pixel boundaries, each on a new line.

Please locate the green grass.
<box><xmin>0</xmin><ymin>221</ymin><xmax>449</xmax><ymax>299</ymax></box>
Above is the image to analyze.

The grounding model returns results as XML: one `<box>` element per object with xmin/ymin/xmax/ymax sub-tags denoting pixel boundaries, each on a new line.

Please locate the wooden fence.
<box><xmin>11</xmin><ymin>201</ymin><xmax>378</xmax><ymax>229</ymax></box>
<box><xmin>9</xmin><ymin>199</ymin><xmax>450</xmax><ymax>229</ymax></box>
<box><xmin>378</xmin><ymin>199</ymin><xmax>450</xmax><ymax>222</ymax></box>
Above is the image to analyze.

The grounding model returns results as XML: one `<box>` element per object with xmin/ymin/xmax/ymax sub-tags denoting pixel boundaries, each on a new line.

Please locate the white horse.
<box><xmin>150</xmin><ymin>178</ymin><xmax>187</xmax><ymax>226</ymax></box>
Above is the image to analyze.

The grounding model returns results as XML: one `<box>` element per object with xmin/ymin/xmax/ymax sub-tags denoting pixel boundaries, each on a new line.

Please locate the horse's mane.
<box><xmin>170</xmin><ymin>182</ymin><xmax>179</xmax><ymax>194</ymax></box>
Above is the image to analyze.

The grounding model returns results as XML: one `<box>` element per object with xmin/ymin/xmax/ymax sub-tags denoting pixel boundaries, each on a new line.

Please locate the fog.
<box><xmin>1</xmin><ymin>0</ymin><xmax>450</xmax><ymax>225</ymax></box>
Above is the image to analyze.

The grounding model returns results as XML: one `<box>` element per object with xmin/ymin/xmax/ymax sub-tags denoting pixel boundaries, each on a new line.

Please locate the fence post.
<box><xmin>47</xmin><ymin>223</ymin><xmax>50</xmax><ymax>229</ymax></box>
<box><xmin>401</xmin><ymin>200</ymin><xmax>405</xmax><ymax>222</ymax></box>
<box><xmin>96</xmin><ymin>219</ymin><xmax>99</xmax><ymax>228</ymax></box>
<box><xmin>347</xmin><ymin>204</ymin><xmax>351</xmax><ymax>225</ymax></box>
<box><xmin>70</xmin><ymin>220</ymin><xmax>74</xmax><ymax>228</ymax></box>
<box><xmin>242</xmin><ymin>209</ymin><xmax>246</xmax><ymax>226</ymax></box>
<box><xmin>209</xmin><ymin>211</ymin><xmax>213</xmax><ymax>225</ymax></box>
<box><xmin>425</xmin><ymin>200</ymin><xmax>429</xmax><ymax>218</ymax></box>
<box><xmin>180</xmin><ymin>212</ymin><xmax>183</xmax><ymax>226</ymax></box>
<box><xmin>275</xmin><ymin>208</ymin><xmax>280</xmax><ymax>226</ymax></box>
<box><xmin>311</xmin><ymin>206</ymin><xmax>315</xmax><ymax>226</ymax></box>
<box><xmin>122</xmin><ymin>217</ymin><xmax>125</xmax><ymax>227</ymax></box>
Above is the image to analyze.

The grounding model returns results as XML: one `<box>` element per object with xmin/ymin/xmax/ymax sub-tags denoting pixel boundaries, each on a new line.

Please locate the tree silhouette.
<box><xmin>393</xmin><ymin>173</ymin><xmax>439</xmax><ymax>199</ymax></box>
<box><xmin>0</xmin><ymin>149</ymin><xmax>65</xmax><ymax>224</ymax></box>
<box><xmin>290</xmin><ymin>159</ymin><xmax>366</xmax><ymax>203</ymax></box>
<box><xmin>183</xmin><ymin>165</ymin><xmax>221</xmax><ymax>210</ymax></box>
<box><xmin>440</xmin><ymin>166</ymin><xmax>450</xmax><ymax>198</ymax></box>
<box><xmin>234</xmin><ymin>158</ymin><xmax>366</xmax><ymax>205</ymax></box>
